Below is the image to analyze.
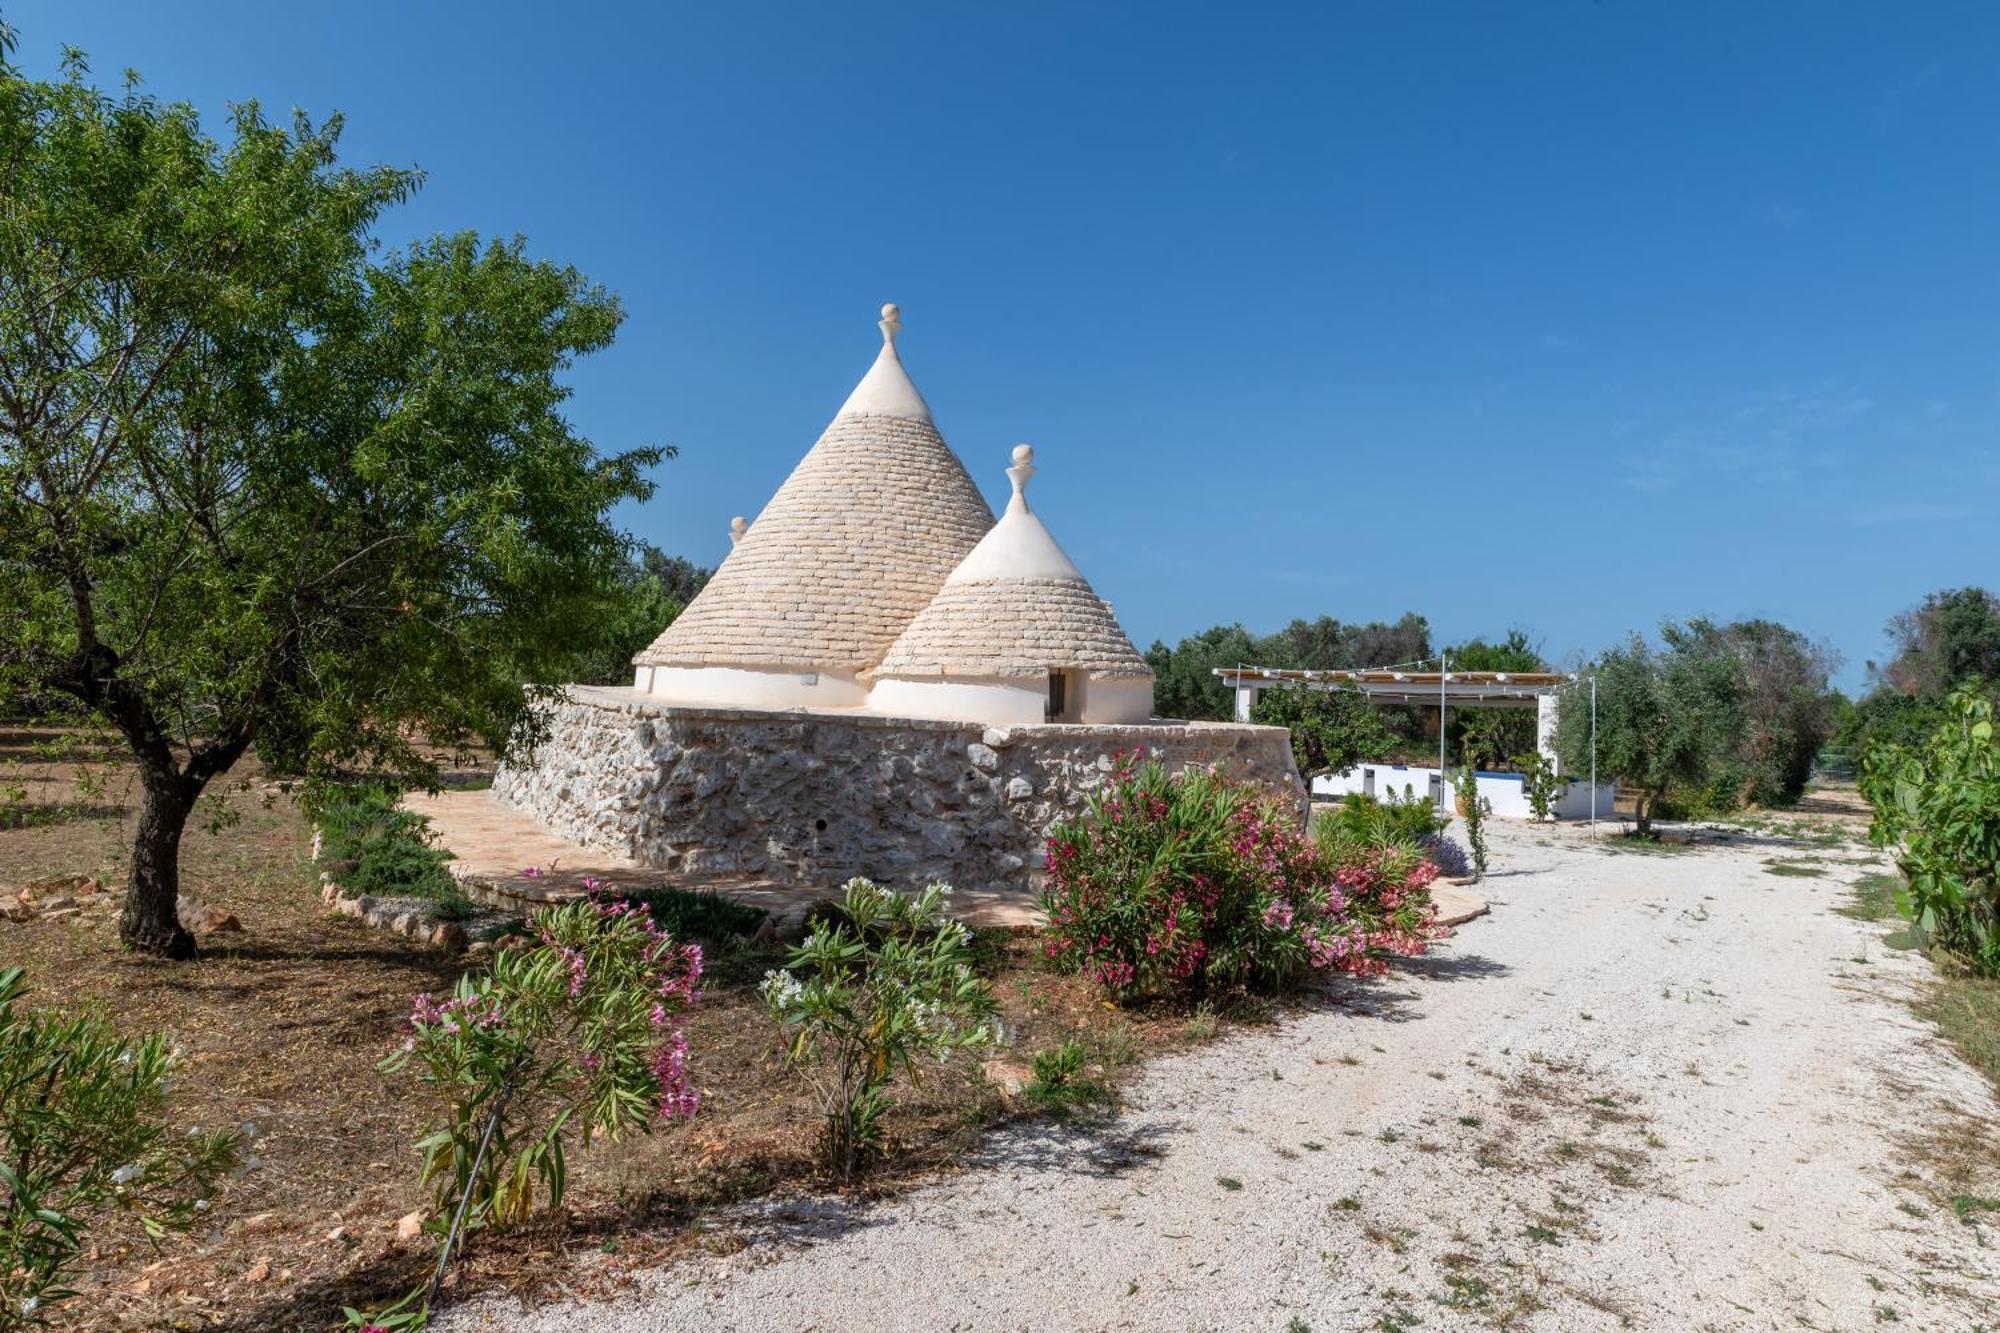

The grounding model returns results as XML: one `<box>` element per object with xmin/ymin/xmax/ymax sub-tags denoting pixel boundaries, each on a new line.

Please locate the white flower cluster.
<box><xmin>760</xmin><ymin>968</ymin><xmax>805</xmax><ymax>1014</ymax></box>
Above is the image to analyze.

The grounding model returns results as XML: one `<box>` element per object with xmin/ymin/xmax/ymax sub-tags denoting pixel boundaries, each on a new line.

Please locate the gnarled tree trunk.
<box><xmin>123</xmin><ymin>766</ymin><xmax>198</xmax><ymax>959</ymax></box>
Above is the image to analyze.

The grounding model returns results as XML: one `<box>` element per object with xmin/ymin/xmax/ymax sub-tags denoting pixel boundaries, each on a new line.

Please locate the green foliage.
<box><xmin>761</xmin><ymin>879</ymin><xmax>999</xmax><ymax>1178</ymax></box>
<box><xmin>1019</xmin><ymin>1039</ymin><xmax>1111</xmax><ymax>1115</ymax></box>
<box><xmin>1452</xmin><ymin>766</ymin><xmax>1491</xmax><ymax>878</ymax></box>
<box><xmin>1677</xmin><ymin>619</ymin><xmax>1837</xmax><ymax>806</ymax></box>
<box><xmin>1557</xmin><ymin>619</ymin><xmax>1836</xmax><ymax>827</ymax></box>
<box><xmin>0</xmin><ymin>41</ymin><xmax>660</xmax><ymax>955</ymax></box>
<box><xmin>0</xmin><ymin>968</ymin><xmax>239</xmax><ymax>1330</ymax></box>
<box><xmin>1251</xmin><ymin>685</ymin><xmax>1396</xmax><ymax>779</ymax></box>
<box><xmin>310</xmin><ymin>786</ymin><xmax>473</xmax><ymax>918</ymax></box>
<box><xmin>365</xmin><ymin>899</ymin><xmax>702</xmax><ymax>1326</ymax></box>
<box><xmin>1145</xmin><ymin>615</ymin><xmax>1432</xmax><ymax>722</ymax></box>
<box><xmin>1447</xmin><ymin>632</ymin><xmax>1547</xmax><ymax>767</ymax></box>
<box><xmin>1316</xmin><ymin>791</ymin><xmax>1446</xmax><ymax>846</ymax></box>
<box><xmin>1144</xmin><ymin>624</ymin><xmax>1260</xmax><ymax>721</ymax></box>
<box><xmin>1514</xmin><ymin>751</ymin><xmax>1565</xmax><ymax>821</ymax></box>
<box><xmin>1556</xmin><ymin>628</ymin><xmax>1744</xmax><ymax>835</ymax></box>
<box><xmin>604</xmin><ymin>884</ymin><xmax>767</xmax><ymax>947</ymax></box>
<box><xmin>1877</xmin><ymin>587</ymin><xmax>2000</xmax><ymax>698</ymax></box>
<box><xmin>570</xmin><ymin>544</ymin><xmax>713</xmax><ymax>687</ymax></box>
<box><xmin>1860</xmin><ymin>687</ymin><xmax>2000</xmax><ymax>975</ymax></box>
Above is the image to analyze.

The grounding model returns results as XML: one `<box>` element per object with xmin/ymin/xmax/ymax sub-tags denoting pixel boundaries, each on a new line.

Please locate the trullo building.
<box><xmin>494</xmin><ymin>305</ymin><xmax>1299</xmax><ymax>895</ymax></box>
<box><xmin>631</xmin><ymin>304</ymin><xmax>1153</xmax><ymax>723</ymax></box>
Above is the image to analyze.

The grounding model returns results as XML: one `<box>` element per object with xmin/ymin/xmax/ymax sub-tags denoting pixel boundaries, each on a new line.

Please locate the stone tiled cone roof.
<box><xmin>873</xmin><ymin>575</ymin><xmax>1153</xmax><ymax>680</ymax></box>
<box><xmin>635</xmin><ymin>411</ymin><xmax>995</xmax><ymax>673</ymax></box>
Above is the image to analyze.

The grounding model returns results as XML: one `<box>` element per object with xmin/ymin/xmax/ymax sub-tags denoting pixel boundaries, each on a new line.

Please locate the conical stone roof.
<box><xmin>874</xmin><ymin>446</ymin><xmax>1153</xmax><ymax>681</ymax></box>
<box><xmin>636</xmin><ymin>306</ymin><xmax>996</xmax><ymax>675</ymax></box>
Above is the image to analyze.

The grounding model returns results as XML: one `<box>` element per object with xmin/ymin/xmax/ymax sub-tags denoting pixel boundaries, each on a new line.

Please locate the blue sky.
<box><xmin>11</xmin><ymin>2</ymin><xmax>1998</xmax><ymax>690</ymax></box>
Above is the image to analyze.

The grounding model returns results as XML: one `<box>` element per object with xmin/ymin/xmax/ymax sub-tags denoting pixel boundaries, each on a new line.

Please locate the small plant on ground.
<box><xmin>1515</xmin><ymin>750</ymin><xmax>1566</xmax><ymax>822</ymax></box>
<box><xmin>603</xmin><ymin>883</ymin><xmax>767</xmax><ymax>945</ymax></box>
<box><xmin>1041</xmin><ymin>760</ymin><xmax>1440</xmax><ymax>1000</ymax></box>
<box><xmin>0</xmin><ymin>968</ymin><xmax>240</xmax><ymax>1330</ymax></box>
<box><xmin>310</xmin><ymin>785</ymin><xmax>474</xmax><ymax>919</ymax></box>
<box><xmin>355</xmin><ymin>894</ymin><xmax>703</xmax><ymax>1328</ymax></box>
<box><xmin>1452</xmin><ymin>764</ymin><xmax>1492</xmax><ymax>879</ymax></box>
<box><xmin>1019</xmin><ymin>1039</ymin><xmax>1111</xmax><ymax>1115</ymax></box>
<box><xmin>1318</xmin><ymin>790</ymin><xmax>1446</xmax><ymax>846</ymax></box>
<box><xmin>762</xmin><ymin>878</ymin><xmax>999</xmax><ymax>1178</ymax></box>
<box><xmin>1418</xmin><ymin>832</ymin><xmax>1472</xmax><ymax>880</ymax></box>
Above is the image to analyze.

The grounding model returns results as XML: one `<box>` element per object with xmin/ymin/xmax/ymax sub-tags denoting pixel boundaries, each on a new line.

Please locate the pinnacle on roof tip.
<box><xmin>836</xmin><ymin>300</ymin><xmax>932</xmax><ymax>421</ymax></box>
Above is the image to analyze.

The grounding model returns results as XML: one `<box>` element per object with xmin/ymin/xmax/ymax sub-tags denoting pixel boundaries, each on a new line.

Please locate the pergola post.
<box><xmin>1536</xmin><ymin>692</ymin><xmax>1560</xmax><ymax>775</ymax></box>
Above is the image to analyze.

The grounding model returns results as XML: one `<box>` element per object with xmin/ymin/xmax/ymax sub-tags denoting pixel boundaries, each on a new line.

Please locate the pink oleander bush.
<box><xmin>1039</xmin><ymin>758</ymin><xmax>1441</xmax><ymax>999</ymax></box>
<box><xmin>352</xmin><ymin>893</ymin><xmax>703</xmax><ymax>1330</ymax></box>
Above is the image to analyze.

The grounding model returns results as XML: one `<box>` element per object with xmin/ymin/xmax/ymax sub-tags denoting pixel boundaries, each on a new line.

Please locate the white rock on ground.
<box><xmin>438</xmin><ymin>817</ymin><xmax>1999</xmax><ymax>1332</ymax></box>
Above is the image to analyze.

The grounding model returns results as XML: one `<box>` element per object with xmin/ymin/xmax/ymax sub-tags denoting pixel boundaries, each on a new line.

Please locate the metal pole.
<box><xmin>1589</xmin><ymin>674</ymin><xmax>1598</xmax><ymax>843</ymax></box>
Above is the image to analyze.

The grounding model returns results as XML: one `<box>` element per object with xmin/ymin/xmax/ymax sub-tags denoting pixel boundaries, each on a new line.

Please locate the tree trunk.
<box><xmin>122</xmin><ymin>767</ymin><xmax>197</xmax><ymax>959</ymax></box>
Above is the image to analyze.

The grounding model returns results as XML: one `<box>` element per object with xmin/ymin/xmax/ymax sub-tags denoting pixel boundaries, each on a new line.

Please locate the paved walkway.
<box><xmin>439</xmin><ymin>817</ymin><xmax>1998</xmax><ymax>1333</ymax></box>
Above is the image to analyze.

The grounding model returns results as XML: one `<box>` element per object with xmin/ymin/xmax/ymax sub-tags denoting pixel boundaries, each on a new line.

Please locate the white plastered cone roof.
<box><xmin>873</xmin><ymin>445</ymin><xmax>1153</xmax><ymax>681</ymax></box>
<box><xmin>635</xmin><ymin>306</ymin><xmax>994</xmax><ymax>675</ymax></box>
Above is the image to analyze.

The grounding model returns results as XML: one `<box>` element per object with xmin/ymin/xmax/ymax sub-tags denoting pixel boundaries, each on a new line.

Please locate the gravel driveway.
<box><xmin>440</xmin><ymin>817</ymin><xmax>1999</xmax><ymax>1332</ymax></box>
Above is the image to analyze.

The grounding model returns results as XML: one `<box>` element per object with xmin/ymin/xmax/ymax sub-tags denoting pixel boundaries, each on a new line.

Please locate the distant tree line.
<box><xmin>573</xmin><ymin>543</ymin><xmax>714</xmax><ymax>686</ymax></box>
<box><xmin>1837</xmin><ymin>587</ymin><xmax>2000</xmax><ymax>755</ymax></box>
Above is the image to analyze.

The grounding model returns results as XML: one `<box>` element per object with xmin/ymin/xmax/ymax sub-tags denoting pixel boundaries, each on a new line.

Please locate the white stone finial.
<box><xmin>879</xmin><ymin>302</ymin><xmax>902</xmax><ymax>348</ymax></box>
<box><xmin>729</xmin><ymin>515</ymin><xmax>748</xmax><ymax>545</ymax></box>
<box><xmin>1006</xmin><ymin>443</ymin><xmax>1036</xmax><ymax>512</ymax></box>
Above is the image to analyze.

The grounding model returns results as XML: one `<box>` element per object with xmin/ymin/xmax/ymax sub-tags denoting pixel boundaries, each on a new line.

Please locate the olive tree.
<box><xmin>1555</xmin><ymin>629</ymin><xmax>1742</xmax><ymax>835</ymax></box>
<box><xmin>0</xmin><ymin>37</ymin><xmax>659</xmax><ymax>957</ymax></box>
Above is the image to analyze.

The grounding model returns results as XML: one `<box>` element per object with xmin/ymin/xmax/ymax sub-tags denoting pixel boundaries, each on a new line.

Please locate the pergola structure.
<box><xmin>1214</xmin><ymin>665</ymin><xmax>1575</xmax><ymax>753</ymax></box>
<box><xmin>1213</xmin><ymin>663</ymin><xmax>1603</xmax><ymax>827</ymax></box>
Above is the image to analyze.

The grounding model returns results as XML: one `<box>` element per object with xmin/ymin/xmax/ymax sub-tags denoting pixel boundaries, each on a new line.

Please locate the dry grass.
<box><xmin>1920</xmin><ymin>972</ymin><xmax>2000</xmax><ymax>1097</ymax></box>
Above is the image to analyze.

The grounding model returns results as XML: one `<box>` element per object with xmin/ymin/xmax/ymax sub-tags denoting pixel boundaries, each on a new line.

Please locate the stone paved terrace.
<box><xmin>402</xmin><ymin>788</ymin><xmax>1486</xmax><ymax>932</ymax></box>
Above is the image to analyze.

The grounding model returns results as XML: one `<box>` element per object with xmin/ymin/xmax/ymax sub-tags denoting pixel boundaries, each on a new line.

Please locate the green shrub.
<box><xmin>1860</xmin><ymin>685</ymin><xmax>2000</xmax><ymax>974</ymax></box>
<box><xmin>0</xmin><ymin>969</ymin><xmax>239</xmax><ymax>1330</ymax></box>
<box><xmin>1315</xmin><ymin>790</ymin><xmax>1446</xmax><ymax>848</ymax></box>
<box><xmin>311</xmin><ymin>786</ymin><xmax>472</xmax><ymax>917</ymax></box>
<box><xmin>605</xmin><ymin>884</ymin><xmax>766</xmax><ymax>945</ymax></box>
<box><xmin>1514</xmin><ymin>751</ymin><xmax>1565</xmax><ymax>821</ymax></box>
<box><xmin>762</xmin><ymin>879</ymin><xmax>999</xmax><ymax>1178</ymax></box>
<box><xmin>1452</xmin><ymin>766</ymin><xmax>1492</xmax><ymax>878</ymax></box>
<box><xmin>1019</xmin><ymin>1039</ymin><xmax>1111</xmax><ymax>1115</ymax></box>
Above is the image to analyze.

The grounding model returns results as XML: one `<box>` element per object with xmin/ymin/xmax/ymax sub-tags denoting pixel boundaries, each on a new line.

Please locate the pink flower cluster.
<box><xmin>408</xmin><ymin>990</ymin><xmax>506</xmax><ymax>1034</ymax></box>
<box><xmin>1040</xmin><ymin>761</ymin><xmax>1444</xmax><ymax>997</ymax></box>
<box><xmin>651</xmin><ymin>1030</ymin><xmax>698</xmax><ymax>1121</ymax></box>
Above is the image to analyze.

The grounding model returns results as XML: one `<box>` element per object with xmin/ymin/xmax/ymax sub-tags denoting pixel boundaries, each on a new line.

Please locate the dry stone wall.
<box><xmin>495</xmin><ymin>686</ymin><xmax>1304</xmax><ymax>894</ymax></box>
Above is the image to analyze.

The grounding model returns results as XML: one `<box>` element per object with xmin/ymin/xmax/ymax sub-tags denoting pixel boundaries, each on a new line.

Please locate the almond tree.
<box><xmin>0</xmin><ymin>31</ymin><xmax>659</xmax><ymax>957</ymax></box>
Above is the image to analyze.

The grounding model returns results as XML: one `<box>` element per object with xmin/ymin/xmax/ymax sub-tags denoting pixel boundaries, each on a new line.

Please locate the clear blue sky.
<box><xmin>11</xmin><ymin>2</ymin><xmax>1998</xmax><ymax>690</ymax></box>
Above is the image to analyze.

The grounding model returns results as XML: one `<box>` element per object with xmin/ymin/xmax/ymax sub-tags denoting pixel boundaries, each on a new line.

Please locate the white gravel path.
<box><xmin>440</xmin><ymin>818</ymin><xmax>1999</xmax><ymax>1332</ymax></box>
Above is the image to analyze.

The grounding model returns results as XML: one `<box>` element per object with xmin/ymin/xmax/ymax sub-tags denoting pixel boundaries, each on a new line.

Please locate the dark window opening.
<box><xmin>1046</xmin><ymin>669</ymin><xmax>1069</xmax><ymax>722</ymax></box>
